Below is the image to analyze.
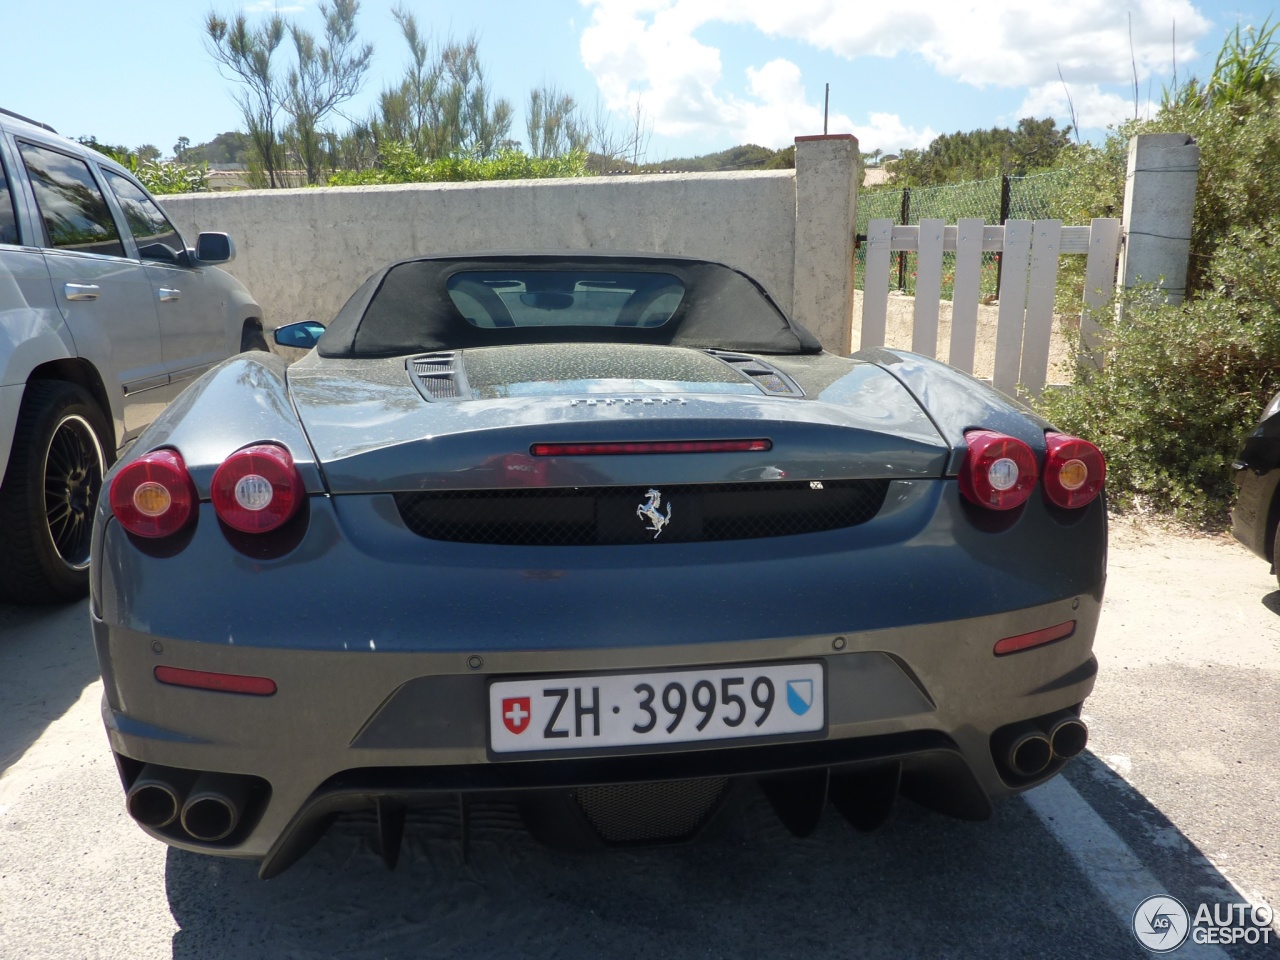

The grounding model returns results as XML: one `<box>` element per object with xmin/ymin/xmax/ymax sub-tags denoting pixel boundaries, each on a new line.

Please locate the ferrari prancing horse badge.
<box><xmin>636</xmin><ymin>488</ymin><xmax>673</xmax><ymax>538</ymax></box>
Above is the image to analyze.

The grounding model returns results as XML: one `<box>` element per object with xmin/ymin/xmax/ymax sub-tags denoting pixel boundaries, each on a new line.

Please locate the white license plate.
<box><xmin>489</xmin><ymin>662</ymin><xmax>824</xmax><ymax>754</ymax></box>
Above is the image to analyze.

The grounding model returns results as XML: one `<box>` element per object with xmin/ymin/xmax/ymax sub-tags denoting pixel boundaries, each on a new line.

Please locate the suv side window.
<box><xmin>17</xmin><ymin>141</ymin><xmax>124</xmax><ymax>258</ymax></box>
<box><xmin>0</xmin><ymin>153</ymin><xmax>18</xmax><ymax>245</ymax></box>
<box><xmin>103</xmin><ymin>170</ymin><xmax>184</xmax><ymax>263</ymax></box>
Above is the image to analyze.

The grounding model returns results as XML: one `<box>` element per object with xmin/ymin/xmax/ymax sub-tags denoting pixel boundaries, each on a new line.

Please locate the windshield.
<box><xmin>447</xmin><ymin>270</ymin><xmax>685</xmax><ymax>329</ymax></box>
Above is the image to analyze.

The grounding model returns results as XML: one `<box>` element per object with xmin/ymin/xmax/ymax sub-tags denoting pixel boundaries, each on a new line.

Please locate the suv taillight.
<box><xmin>211</xmin><ymin>444</ymin><xmax>303</xmax><ymax>533</ymax></box>
<box><xmin>959</xmin><ymin>430</ymin><xmax>1038</xmax><ymax>510</ymax></box>
<box><xmin>1043</xmin><ymin>434</ymin><xmax>1106</xmax><ymax>509</ymax></box>
<box><xmin>109</xmin><ymin>449</ymin><xmax>198</xmax><ymax>538</ymax></box>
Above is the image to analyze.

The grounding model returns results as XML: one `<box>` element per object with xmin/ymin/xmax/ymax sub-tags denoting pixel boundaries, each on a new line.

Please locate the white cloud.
<box><xmin>579</xmin><ymin>14</ymin><xmax>859</xmax><ymax>148</ymax></box>
<box><xmin>579</xmin><ymin>0</ymin><xmax>1213</xmax><ymax>149</ymax></box>
<box><xmin>735</xmin><ymin>59</ymin><xmax>850</xmax><ymax>147</ymax></box>
<box><xmin>1018</xmin><ymin>82</ymin><xmax>1155</xmax><ymax>132</ymax></box>
<box><xmin>853</xmin><ymin>113</ymin><xmax>938</xmax><ymax>154</ymax></box>
<box><xmin>603</xmin><ymin>0</ymin><xmax>1212</xmax><ymax>87</ymax></box>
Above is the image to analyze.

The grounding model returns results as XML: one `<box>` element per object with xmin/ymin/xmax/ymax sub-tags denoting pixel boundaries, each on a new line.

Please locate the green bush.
<box><xmin>327</xmin><ymin>142</ymin><xmax>588</xmax><ymax>185</ymax></box>
<box><xmin>133</xmin><ymin>159</ymin><xmax>209</xmax><ymax>195</ymax></box>
<box><xmin>80</xmin><ymin>139</ymin><xmax>208</xmax><ymax>194</ymax></box>
<box><xmin>1036</xmin><ymin>23</ymin><xmax>1280</xmax><ymax>527</ymax></box>
<box><xmin>1040</xmin><ymin>222</ymin><xmax>1280</xmax><ymax>525</ymax></box>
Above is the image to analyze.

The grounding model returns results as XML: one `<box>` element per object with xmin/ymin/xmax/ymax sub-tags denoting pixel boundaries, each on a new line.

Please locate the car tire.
<box><xmin>0</xmin><ymin>381</ymin><xmax>112</xmax><ymax>604</ymax></box>
<box><xmin>241</xmin><ymin>324</ymin><xmax>269</xmax><ymax>353</ymax></box>
<box><xmin>1272</xmin><ymin>518</ymin><xmax>1280</xmax><ymax>590</ymax></box>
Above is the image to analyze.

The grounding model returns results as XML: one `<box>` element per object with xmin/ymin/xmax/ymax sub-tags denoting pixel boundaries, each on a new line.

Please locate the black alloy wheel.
<box><xmin>0</xmin><ymin>381</ymin><xmax>112</xmax><ymax>603</ymax></box>
<box><xmin>42</xmin><ymin>412</ymin><xmax>104</xmax><ymax>570</ymax></box>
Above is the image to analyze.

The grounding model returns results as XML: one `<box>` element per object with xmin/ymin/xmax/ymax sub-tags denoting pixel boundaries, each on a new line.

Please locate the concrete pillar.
<box><xmin>1118</xmin><ymin>133</ymin><xmax>1199</xmax><ymax>304</ymax></box>
<box><xmin>792</xmin><ymin>134</ymin><xmax>859</xmax><ymax>353</ymax></box>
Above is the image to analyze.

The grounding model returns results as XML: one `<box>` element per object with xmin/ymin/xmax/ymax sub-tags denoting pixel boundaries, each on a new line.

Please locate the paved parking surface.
<box><xmin>1</xmin><ymin>519</ymin><xmax>1277</xmax><ymax>959</ymax></box>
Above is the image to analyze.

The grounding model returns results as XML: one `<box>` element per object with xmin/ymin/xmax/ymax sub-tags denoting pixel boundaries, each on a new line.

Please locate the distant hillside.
<box><xmin>638</xmin><ymin>143</ymin><xmax>795</xmax><ymax>173</ymax></box>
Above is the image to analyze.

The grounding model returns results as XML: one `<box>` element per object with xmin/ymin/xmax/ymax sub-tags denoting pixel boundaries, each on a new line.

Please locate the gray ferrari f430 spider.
<box><xmin>90</xmin><ymin>253</ymin><xmax>1106</xmax><ymax>877</ymax></box>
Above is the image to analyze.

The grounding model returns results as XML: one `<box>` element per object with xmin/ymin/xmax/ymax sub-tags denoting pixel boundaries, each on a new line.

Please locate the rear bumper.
<box><xmin>96</xmin><ymin>594</ymin><xmax>1099</xmax><ymax>866</ymax></box>
<box><xmin>1231</xmin><ymin>461</ymin><xmax>1280</xmax><ymax>561</ymax></box>
<box><xmin>92</xmin><ymin>478</ymin><xmax>1105</xmax><ymax>868</ymax></box>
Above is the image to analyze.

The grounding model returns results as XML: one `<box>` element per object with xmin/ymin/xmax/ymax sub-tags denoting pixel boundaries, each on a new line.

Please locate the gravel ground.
<box><xmin>0</xmin><ymin>516</ymin><xmax>1277</xmax><ymax>959</ymax></box>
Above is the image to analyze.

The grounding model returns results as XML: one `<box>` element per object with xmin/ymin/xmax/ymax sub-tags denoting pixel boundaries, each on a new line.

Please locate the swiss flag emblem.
<box><xmin>502</xmin><ymin>696</ymin><xmax>532</xmax><ymax>735</ymax></box>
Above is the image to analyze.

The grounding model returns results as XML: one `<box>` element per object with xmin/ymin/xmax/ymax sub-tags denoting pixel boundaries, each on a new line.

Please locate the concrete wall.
<box><xmin>792</xmin><ymin>135</ymin><xmax>858</xmax><ymax>352</ymax></box>
<box><xmin>162</xmin><ymin>170</ymin><xmax>802</xmax><ymax>334</ymax></box>
<box><xmin>1118</xmin><ymin>133</ymin><xmax>1200</xmax><ymax>304</ymax></box>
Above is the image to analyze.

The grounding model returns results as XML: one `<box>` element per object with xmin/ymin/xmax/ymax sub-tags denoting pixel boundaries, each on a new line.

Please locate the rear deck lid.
<box><xmin>287</xmin><ymin>344</ymin><xmax>948</xmax><ymax>493</ymax></box>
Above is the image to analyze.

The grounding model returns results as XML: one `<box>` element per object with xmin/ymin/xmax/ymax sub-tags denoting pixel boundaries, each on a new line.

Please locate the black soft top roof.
<box><xmin>316</xmin><ymin>253</ymin><xmax>822</xmax><ymax>357</ymax></box>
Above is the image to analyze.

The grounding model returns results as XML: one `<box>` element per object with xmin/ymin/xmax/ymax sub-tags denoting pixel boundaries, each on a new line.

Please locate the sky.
<box><xmin>2</xmin><ymin>0</ymin><xmax>1276</xmax><ymax>162</ymax></box>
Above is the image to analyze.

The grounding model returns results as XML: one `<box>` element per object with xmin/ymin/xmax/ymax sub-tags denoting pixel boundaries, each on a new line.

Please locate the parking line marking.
<box><xmin>1023</xmin><ymin>776</ymin><xmax>1230</xmax><ymax>959</ymax></box>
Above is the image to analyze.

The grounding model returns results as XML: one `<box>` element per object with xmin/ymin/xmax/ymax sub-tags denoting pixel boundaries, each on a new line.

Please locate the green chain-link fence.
<box><xmin>855</xmin><ymin>169</ymin><xmax>1074</xmax><ymax>297</ymax></box>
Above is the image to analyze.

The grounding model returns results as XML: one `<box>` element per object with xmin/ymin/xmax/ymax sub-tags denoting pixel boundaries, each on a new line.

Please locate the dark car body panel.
<box><xmin>286</xmin><ymin>348</ymin><xmax>948</xmax><ymax>494</ymax></box>
<box><xmin>95</xmin><ymin>481</ymin><xmax>1103</xmax><ymax>653</ymax></box>
<box><xmin>850</xmin><ymin>347</ymin><xmax>1055</xmax><ymax>474</ymax></box>
<box><xmin>1231</xmin><ymin>408</ymin><xmax>1280</xmax><ymax>561</ymax></box>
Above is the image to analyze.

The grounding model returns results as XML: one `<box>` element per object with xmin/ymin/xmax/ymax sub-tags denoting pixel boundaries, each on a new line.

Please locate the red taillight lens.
<box><xmin>211</xmin><ymin>444</ymin><xmax>303</xmax><ymax>533</ymax></box>
<box><xmin>531</xmin><ymin>439</ymin><xmax>771</xmax><ymax>456</ymax></box>
<box><xmin>109</xmin><ymin>449</ymin><xmax>197</xmax><ymax>538</ymax></box>
<box><xmin>1043</xmin><ymin>434</ymin><xmax>1106</xmax><ymax>509</ymax></box>
<box><xmin>959</xmin><ymin>430</ymin><xmax>1038</xmax><ymax>510</ymax></box>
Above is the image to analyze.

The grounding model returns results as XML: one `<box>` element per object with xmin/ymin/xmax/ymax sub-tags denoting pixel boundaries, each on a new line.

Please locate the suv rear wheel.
<box><xmin>0</xmin><ymin>381</ymin><xmax>112</xmax><ymax>603</ymax></box>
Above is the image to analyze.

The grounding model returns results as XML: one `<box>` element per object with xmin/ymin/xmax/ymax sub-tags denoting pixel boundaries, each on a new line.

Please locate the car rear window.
<box><xmin>447</xmin><ymin>271</ymin><xmax>685</xmax><ymax>329</ymax></box>
<box><xmin>320</xmin><ymin>255</ymin><xmax>823</xmax><ymax>358</ymax></box>
<box><xmin>17</xmin><ymin>141</ymin><xmax>125</xmax><ymax>257</ymax></box>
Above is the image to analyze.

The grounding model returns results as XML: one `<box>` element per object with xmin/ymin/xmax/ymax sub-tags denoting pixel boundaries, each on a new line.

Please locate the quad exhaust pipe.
<box><xmin>181</xmin><ymin>773</ymin><xmax>249</xmax><ymax>842</ymax></box>
<box><xmin>993</xmin><ymin>712</ymin><xmax>1090</xmax><ymax>779</ymax></box>
<box><xmin>997</xmin><ymin>724</ymin><xmax>1054</xmax><ymax>778</ymax></box>
<box><xmin>125</xmin><ymin>766</ymin><xmax>195</xmax><ymax>829</ymax></box>
<box><xmin>1047</xmin><ymin>715</ymin><xmax>1089</xmax><ymax>759</ymax></box>
<box><xmin>125</xmin><ymin>766</ymin><xmax>248</xmax><ymax>842</ymax></box>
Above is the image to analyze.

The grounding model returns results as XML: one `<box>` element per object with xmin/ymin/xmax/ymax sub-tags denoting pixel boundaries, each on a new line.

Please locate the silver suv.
<box><xmin>0</xmin><ymin>108</ymin><xmax>266</xmax><ymax>603</ymax></box>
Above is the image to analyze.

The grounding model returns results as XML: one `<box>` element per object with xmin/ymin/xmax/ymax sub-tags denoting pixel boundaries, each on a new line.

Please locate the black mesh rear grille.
<box><xmin>574</xmin><ymin>778</ymin><xmax>728</xmax><ymax>843</ymax></box>
<box><xmin>394</xmin><ymin>479</ymin><xmax>891</xmax><ymax>546</ymax></box>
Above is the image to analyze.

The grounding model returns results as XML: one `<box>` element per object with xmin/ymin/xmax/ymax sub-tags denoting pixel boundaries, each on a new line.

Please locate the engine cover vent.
<box><xmin>705</xmin><ymin>350</ymin><xmax>805</xmax><ymax>397</ymax></box>
<box><xmin>408</xmin><ymin>352</ymin><xmax>463</xmax><ymax>400</ymax></box>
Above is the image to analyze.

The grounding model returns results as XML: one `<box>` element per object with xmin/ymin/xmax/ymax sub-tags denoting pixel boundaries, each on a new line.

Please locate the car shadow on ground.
<box><xmin>0</xmin><ymin>599</ymin><xmax>101</xmax><ymax>773</ymax></box>
<box><xmin>163</xmin><ymin>754</ymin><xmax>1268</xmax><ymax>960</ymax></box>
<box><xmin>1259</xmin><ymin>591</ymin><xmax>1280</xmax><ymax>618</ymax></box>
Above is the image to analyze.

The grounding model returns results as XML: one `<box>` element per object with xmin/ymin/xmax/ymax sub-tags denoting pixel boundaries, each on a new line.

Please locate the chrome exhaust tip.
<box><xmin>181</xmin><ymin>774</ymin><xmax>248</xmax><ymax>842</ymax></box>
<box><xmin>997</xmin><ymin>725</ymin><xmax>1054</xmax><ymax>778</ymax></box>
<box><xmin>125</xmin><ymin>765</ymin><xmax>192</xmax><ymax>828</ymax></box>
<box><xmin>1049</xmin><ymin>716</ymin><xmax>1089</xmax><ymax>759</ymax></box>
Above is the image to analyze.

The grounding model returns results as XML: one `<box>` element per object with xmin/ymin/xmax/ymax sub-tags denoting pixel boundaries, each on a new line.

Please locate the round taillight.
<box><xmin>109</xmin><ymin>449</ymin><xmax>197</xmax><ymax>538</ymax></box>
<box><xmin>959</xmin><ymin>430</ymin><xmax>1038</xmax><ymax>510</ymax></box>
<box><xmin>211</xmin><ymin>444</ymin><xmax>303</xmax><ymax>533</ymax></box>
<box><xmin>1043</xmin><ymin>434</ymin><xmax>1106</xmax><ymax>509</ymax></box>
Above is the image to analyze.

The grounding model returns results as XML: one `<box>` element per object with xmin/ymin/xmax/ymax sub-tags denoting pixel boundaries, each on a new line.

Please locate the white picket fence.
<box><xmin>860</xmin><ymin>217</ymin><xmax>1122</xmax><ymax>396</ymax></box>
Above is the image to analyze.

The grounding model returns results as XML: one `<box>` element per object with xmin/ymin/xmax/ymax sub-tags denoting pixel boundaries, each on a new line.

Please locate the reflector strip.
<box><xmin>531</xmin><ymin>439</ymin><xmax>771</xmax><ymax>456</ymax></box>
<box><xmin>154</xmin><ymin>666</ymin><xmax>277</xmax><ymax>696</ymax></box>
<box><xmin>993</xmin><ymin>620</ymin><xmax>1076</xmax><ymax>656</ymax></box>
